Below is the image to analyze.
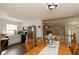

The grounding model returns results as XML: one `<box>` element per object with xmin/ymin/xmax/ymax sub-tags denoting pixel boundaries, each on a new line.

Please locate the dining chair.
<box><xmin>70</xmin><ymin>40</ymin><xmax>78</xmax><ymax>55</ymax></box>
<box><xmin>25</xmin><ymin>39</ymin><xmax>34</xmax><ymax>52</ymax></box>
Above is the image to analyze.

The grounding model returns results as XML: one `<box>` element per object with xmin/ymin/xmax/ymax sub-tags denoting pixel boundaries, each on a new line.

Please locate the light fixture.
<box><xmin>44</xmin><ymin>23</ymin><xmax>48</xmax><ymax>29</ymax></box>
<box><xmin>47</xmin><ymin>3</ymin><xmax>58</xmax><ymax>10</ymax></box>
<box><xmin>45</xmin><ymin>26</ymin><xmax>48</xmax><ymax>29</ymax></box>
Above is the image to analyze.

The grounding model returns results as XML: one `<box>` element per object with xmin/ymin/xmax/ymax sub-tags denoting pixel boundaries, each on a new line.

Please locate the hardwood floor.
<box><xmin>1</xmin><ymin>43</ymin><xmax>26</xmax><ymax>55</ymax></box>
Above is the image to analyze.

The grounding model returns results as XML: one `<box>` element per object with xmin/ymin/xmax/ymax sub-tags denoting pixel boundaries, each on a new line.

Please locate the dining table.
<box><xmin>25</xmin><ymin>40</ymin><xmax>71</xmax><ymax>55</ymax></box>
<box><xmin>38</xmin><ymin>41</ymin><xmax>59</xmax><ymax>55</ymax></box>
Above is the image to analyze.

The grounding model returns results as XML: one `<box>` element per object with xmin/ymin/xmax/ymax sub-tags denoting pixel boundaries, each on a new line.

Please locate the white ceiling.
<box><xmin>0</xmin><ymin>3</ymin><xmax>79</xmax><ymax>20</ymax></box>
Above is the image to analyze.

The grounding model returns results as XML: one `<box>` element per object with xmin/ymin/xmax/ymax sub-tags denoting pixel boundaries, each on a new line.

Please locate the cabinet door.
<box><xmin>1</xmin><ymin>40</ymin><xmax>8</xmax><ymax>47</ymax></box>
<box><xmin>21</xmin><ymin>35</ymin><xmax>26</xmax><ymax>43</ymax></box>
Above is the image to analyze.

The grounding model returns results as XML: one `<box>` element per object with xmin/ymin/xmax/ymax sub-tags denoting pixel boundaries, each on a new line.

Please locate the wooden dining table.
<box><xmin>25</xmin><ymin>41</ymin><xmax>72</xmax><ymax>55</ymax></box>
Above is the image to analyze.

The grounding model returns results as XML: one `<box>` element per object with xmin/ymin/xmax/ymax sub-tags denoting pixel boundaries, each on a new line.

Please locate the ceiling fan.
<box><xmin>47</xmin><ymin>3</ymin><xmax>58</xmax><ymax>10</ymax></box>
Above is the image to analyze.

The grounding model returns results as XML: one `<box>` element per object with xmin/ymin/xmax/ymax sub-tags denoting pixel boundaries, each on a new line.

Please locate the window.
<box><xmin>6</xmin><ymin>24</ymin><xmax>17</xmax><ymax>36</ymax></box>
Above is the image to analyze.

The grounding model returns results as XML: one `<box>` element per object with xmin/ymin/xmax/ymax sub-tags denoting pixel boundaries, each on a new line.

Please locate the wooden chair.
<box><xmin>36</xmin><ymin>39</ymin><xmax>44</xmax><ymax>47</ymax></box>
<box><xmin>54</xmin><ymin>35</ymin><xmax>59</xmax><ymax>41</ymax></box>
<box><xmin>70</xmin><ymin>40</ymin><xmax>78</xmax><ymax>55</ymax></box>
<box><xmin>43</xmin><ymin>39</ymin><xmax>48</xmax><ymax>46</ymax></box>
<box><xmin>25</xmin><ymin>39</ymin><xmax>34</xmax><ymax>52</ymax></box>
<box><xmin>58</xmin><ymin>42</ymin><xmax>72</xmax><ymax>55</ymax></box>
<box><xmin>70</xmin><ymin>33</ymin><xmax>78</xmax><ymax>55</ymax></box>
<box><xmin>36</xmin><ymin>38</ymin><xmax>48</xmax><ymax>47</ymax></box>
<box><xmin>26</xmin><ymin>47</ymin><xmax>42</xmax><ymax>55</ymax></box>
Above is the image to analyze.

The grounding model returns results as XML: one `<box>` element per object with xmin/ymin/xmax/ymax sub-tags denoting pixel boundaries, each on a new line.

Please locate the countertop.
<box><xmin>0</xmin><ymin>37</ymin><xmax>9</xmax><ymax>41</ymax></box>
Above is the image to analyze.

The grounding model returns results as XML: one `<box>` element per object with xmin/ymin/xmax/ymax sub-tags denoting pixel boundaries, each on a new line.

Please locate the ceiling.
<box><xmin>0</xmin><ymin>3</ymin><xmax>79</xmax><ymax>20</ymax></box>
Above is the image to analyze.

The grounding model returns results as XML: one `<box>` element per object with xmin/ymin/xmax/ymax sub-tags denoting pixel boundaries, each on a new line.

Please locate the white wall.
<box><xmin>22</xmin><ymin>19</ymin><xmax>43</xmax><ymax>38</ymax></box>
<box><xmin>0</xmin><ymin>12</ymin><xmax>23</xmax><ymax>46</ymax></box>
<box><xmin>1</xmin><ymin>19</ymin><xmax>23</xmax><ymax>45</ymax></box>
<box><xmin>0</xmin><ymin>19</ymin><xmax>2</xmax><ymax>33</ymax></box>
<box><xmin>0</xmin><ymin>11</ymin><xmax>43</xmax><ymax>45</ymax></box>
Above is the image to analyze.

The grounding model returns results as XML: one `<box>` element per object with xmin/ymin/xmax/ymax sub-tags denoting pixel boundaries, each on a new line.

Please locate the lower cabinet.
<box><xmin>1</xmin><ymin>40</ymin><xmax>8</xmax><ymax>48</ymax></box>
